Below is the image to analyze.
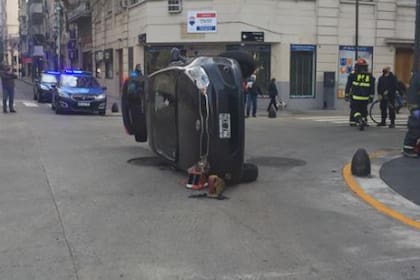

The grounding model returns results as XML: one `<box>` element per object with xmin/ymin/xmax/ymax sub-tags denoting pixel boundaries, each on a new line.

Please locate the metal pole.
<box><xmin>413</xmin><ymin>0</ymin><xmax>420</xmax><ymax>73</ymax></box>
<box><xmin>355</xmin><ymin>0</ymin><xmax>359</xmax><ymax>60</ymax></box>
<box><xmin>56</xmin><ymin>2</ymin><xmax>62</xmax><ymax>70</ymax></box>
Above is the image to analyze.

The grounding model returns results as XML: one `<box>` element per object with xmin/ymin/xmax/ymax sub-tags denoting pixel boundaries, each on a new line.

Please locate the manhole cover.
<box><xmin>247</xmin><ymin>157</ymin><xmax>306</xmax><ymax>168</ymax></box>
<box><xmin>127</xmin><ymin>157</ymin><xmax>170</xmax><ymax>168</ymax></box>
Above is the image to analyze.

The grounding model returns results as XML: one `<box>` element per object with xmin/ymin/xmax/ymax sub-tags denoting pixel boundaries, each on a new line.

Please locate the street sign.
<box><xmin>187</xmin><ymin>11</ymin><xmax>217</xmax><ymax>33</ymax></box>
<box><xmin>241</xmin><ymin>32</ymin><xmax>264</xmax><ymax>42</ymax></box>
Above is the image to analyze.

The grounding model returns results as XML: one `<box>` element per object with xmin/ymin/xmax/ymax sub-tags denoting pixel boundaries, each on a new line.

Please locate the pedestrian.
<box><xmin>1</xmin><ymin>65</ymin><xmax>18</xmax><ymax>113</ymax></box>
<box><xmin>344</xmin><ymin>58</ymin><xmax>375</xmax><ymax>130</ymax></box>
<box><xmin>377</xmin><ymin>66</ymin><xmax>398</xmax><ymax>128</ymax></box>
<box><xmin>246</xmin><ymin>74</ymin><xmax>262</xmax><ymax>118</ymax></box>
<box><xmin>267</xmin><ymin>78</ymin><xmax>279</xmax><ymax>111</ymax></box>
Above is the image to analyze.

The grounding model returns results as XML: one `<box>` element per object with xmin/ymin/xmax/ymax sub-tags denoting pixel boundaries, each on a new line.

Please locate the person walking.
<box><xmin>1</xmin><ymin>66</ymin><xmax>18</xmax><ymax>113</ymax></box>
<box><xmin>344</xmin><ymin>58</ymin><xmax>375</xmax><ymax>130</ymax></box>
<box><xmin>246</xmin><ymin>74</ymin><xmax>262</xmax><ymax>118</ymax></box>
<box><xmin>267</xmin><ymin>78</ymin><xmax>279</xmax><ymax>111</ymax></box>
<box><xmin>377</xmin><ymin>66</ymin><xmax>398</xmax><ymax>128</ymax></box>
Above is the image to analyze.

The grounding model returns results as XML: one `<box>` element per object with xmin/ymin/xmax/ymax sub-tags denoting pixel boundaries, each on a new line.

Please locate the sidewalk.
<box><xmin>344</xmin><ymin>150</ymin><xmax>420</xmax><ymax>230</ymax></box>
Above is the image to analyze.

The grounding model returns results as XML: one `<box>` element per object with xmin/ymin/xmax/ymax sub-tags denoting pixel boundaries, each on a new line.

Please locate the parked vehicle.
<box><xmin>33</xmin><ymin>71</ymin><xmax>60</xmax><ymax>103</ymax></box>
<box><xmin>52</xmin><ymin>70</ymin><xmax>107</xmax><ymax>115</ymax></box>
<box><xmin>122</xmin><ymin>52</ymin><xmax>258</xmax><ymax>184</ymax></box>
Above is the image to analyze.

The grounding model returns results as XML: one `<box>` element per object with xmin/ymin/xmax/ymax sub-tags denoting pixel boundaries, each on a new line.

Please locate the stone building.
<box><xmin>88</xmin><ymin>0</ymin><xmax>417</xmax><ymax>110</ymax></box>
<box><xmin>18</xmin><ymin>0</ymin><xmax>419</xmax><ymax>111</ymax></box>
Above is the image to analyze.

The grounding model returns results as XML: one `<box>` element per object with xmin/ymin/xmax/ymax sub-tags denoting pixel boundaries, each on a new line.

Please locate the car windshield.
<box><xmin>41</xmin><ymin>74</ymin><xmax>58</xmax><ymax>83</ymax></box>
<box><xmin>60</xmin><ymin>74</ymin><xmax>100</xmax><ymax>88</ymax></box>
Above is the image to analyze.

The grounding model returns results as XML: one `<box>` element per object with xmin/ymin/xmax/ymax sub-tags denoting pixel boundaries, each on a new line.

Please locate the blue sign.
<box><xmin>291</xmin><ymin>44</ymin><xmax>316</xmax><ymax>52</ymax></box>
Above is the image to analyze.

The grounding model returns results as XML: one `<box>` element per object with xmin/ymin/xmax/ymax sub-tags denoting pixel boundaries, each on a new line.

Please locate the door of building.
<box><xmin>395</xmin><ymin>48</ymin><xmax>413</xmax><ymax>86</ymax></box>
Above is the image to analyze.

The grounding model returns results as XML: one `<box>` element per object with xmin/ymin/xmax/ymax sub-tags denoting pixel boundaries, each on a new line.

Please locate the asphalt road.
<box><xmin>1</xmin><ymin>80</ymin><xmax>419</xmax><ymax>280</ymax></box>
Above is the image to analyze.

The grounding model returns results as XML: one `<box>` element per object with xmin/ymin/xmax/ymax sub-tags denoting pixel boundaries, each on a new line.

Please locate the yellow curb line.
<box><xmin>343</xmin><ymin>163</ymin><xmax>420</xmax><ymax>230</ymax></box>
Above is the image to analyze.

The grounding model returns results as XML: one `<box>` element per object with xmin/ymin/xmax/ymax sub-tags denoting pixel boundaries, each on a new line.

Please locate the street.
<box><xmin>1</xmin><ymin>80</ymin><xmax>419</xmax><ymax>280</ymax></box>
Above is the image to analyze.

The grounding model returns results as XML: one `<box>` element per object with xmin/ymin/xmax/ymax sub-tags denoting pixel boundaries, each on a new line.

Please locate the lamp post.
<box><xmin>355</xmin><ymin>0</ymin><xmax>359</xmax><ymax>60</ymax></box>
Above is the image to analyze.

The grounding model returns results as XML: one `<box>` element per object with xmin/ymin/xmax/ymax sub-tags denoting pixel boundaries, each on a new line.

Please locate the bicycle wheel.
<box><xmin>369</xmin><ymin>100</ymin><xmax>381</xmax><ymax>124</ymax></box>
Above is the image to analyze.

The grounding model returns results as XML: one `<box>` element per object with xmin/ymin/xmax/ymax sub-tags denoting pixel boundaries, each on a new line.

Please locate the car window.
<box><xmin>60</xmin><ymin>75</ymin><xmax>100</xmax><ymax>88</ymax></box>
<box><xmin>41</xmin><ymin>74</ymin><xmax>58</xmax><ymax>83</ymax></box>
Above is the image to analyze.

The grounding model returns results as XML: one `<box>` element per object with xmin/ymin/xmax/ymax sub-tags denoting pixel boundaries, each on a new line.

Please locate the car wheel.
<box><xmin>99</xmin><ymin>110</ymin><xmax>106</xmax><ymax>116</ymax></box>
<box><xmin>121</xmin><ymin>81</ymin><xmax>147</xmax><ymax>142</ymax></box>
<box><xmin>240</xmin><ymin>163</ymin><xmax>258</xmax><ymax>183</ymax></box>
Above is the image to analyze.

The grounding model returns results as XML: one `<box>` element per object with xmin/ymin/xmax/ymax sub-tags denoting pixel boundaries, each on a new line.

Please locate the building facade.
<box><xmin>6</xmin><ymin>0</ymin><xmax>19</xmax><ymax>68</ymax></box>
<box><xmin>18</xmin><ymin>0</ymin><xmax>419</xmax><ymax>111</ymax></box>
<box><xmin>88</xmin><ymin>0</ymin><xmax>418</xmax><ymax>110</ymax></box>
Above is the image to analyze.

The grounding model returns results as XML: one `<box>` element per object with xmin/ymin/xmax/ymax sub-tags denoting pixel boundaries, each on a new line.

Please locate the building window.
<box><xmin>290</xmin><ymin>44</ymin><xmax>316</xmax><ymax>98</ymax></box>
<box><xmin>168</xmin><ymin>0</ymin><xmax>182</xmax><ymax>13</ymax></box>
<box><xmin>104</xmin><ymin>49</ymin><xmax>113</xmax><ymax>79</ymax></box>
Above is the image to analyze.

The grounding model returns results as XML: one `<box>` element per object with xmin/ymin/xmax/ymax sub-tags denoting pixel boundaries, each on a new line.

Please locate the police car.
<box><xmin>33</xmin><ymin>71</ymin><xmax>60</xmax><ymax>103</ymax></box>
<box><xmin>52</xmin><ymin>70</ymin><xmax>107</xmax><ymax>115</ymax></box>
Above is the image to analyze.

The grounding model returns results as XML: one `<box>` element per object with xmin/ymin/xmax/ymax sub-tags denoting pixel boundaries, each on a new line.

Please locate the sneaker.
<box><xmin>349</xmin><ymin>123</ymin><xmax>357</xmax><ymax>127</ymax></box>
<box><xmin>377</xmin><ymin>122</ymin><xmax>386</xmax><ymax>127</ymax></box>
<box><xmin>252</xmin><ymin>115</ymin><xmax>256</xmax><ymax>118</ymax></box>
<box><xmin>388</xmin><ymin>123</ymin><xmax>395</xmax><ymax>128</ymax></box>
<box><xmin>403</xmin><ymin>149</ymin><xmax>418</xmax><ymax>158</ymax></box>
<box><xmin>9</xmin><ymin>109</ymin><xmax>16</xmax><ymax>113</ymax></box>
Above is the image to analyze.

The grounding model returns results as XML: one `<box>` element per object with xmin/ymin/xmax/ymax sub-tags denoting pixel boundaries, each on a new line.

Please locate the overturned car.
<box><xmin>121</xmin><ymin>51</ymin><xmax>258</xmax><ymax>185</ymax></box>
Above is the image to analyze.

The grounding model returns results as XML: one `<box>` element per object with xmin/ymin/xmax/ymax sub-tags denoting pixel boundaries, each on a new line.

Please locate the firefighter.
<box><xmin>345</xmin><ymin>58</ymin><xmax>375</xmax><ymax>130</ymax></box>
<box><xmin>403</xmin><ymin>72</ymin><xmax>420</xmax><ymax>158</ymax></box>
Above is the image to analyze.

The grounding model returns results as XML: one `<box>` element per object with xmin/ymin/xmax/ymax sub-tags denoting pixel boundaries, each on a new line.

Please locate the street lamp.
<box><xmin>355</xmin><ymin>0</ymin><xmax>359</xmax><ymax>60</ymax></box>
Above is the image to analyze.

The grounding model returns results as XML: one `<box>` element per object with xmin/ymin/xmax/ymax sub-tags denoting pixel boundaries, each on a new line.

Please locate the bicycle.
<box><xmin>369</xmin><ymin>93</ymin><xmax>402</xmax><ymax>125</ymax></box>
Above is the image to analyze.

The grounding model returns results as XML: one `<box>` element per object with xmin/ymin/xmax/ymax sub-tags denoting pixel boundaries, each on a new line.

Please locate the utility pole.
<box><xmin>355</xmin><ymin>0</ymin><xmax>359</xmax><ymax>60</ymax></box>
<box><xmin>413</xmin><ymin>0</ymin><xmax>420</xmax><ymax>74</ymax></box>
<box><xmin>55</xmin><ymin>1</ymin><xmax>62</xmax><ymax>70</ymax></box>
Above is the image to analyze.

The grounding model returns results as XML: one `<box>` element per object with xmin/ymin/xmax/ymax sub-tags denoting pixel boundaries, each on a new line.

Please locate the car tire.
<box><xmin>55</xmin><ymin>105</ymin><xmax>63</xmax><ymax>114</ymax></box>
<box><xmin>240</xmin><ymin>163</ymin><xmax>258</xmax><ymax>183</ymax></box>
<box><xmin>99</xmin><ymin>110</ymin><xmax>106</xmax><ymax>116</ymax></box>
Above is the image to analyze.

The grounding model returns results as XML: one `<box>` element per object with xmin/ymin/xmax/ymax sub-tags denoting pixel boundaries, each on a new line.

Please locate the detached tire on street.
<box><xmin>241</xmin><ymin>163</ymin><xmax>258</xmax><ymax>183</ymax></box>
<box><xmin>121</xmin><ymin>80</ymin><xmax>147</xmax><ymax>142</ymax></box>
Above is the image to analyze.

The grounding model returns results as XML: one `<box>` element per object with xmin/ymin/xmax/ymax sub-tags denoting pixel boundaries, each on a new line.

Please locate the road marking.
<box><xmin>343</xmin><ymin>160</ymin><xmax>420</xmax><ymax>230</ymax></box>
<box><xmin>22</xmin><ymin>101</ymin><xmax>39</xmax><ymax>107</ymax></box>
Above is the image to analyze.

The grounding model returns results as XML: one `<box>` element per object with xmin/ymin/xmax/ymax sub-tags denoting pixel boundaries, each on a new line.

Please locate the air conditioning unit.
<box><xmin>168</xmin><ymin>0</ymin><xmax>182</xmax><ymax>13</ymax></box>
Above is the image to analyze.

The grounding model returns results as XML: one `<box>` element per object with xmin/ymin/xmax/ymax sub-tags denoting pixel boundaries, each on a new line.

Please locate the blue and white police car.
<box><xmin>52</xmin><ymin>70</ymin><xmax>107</xmax><ymax>115</ymax></box>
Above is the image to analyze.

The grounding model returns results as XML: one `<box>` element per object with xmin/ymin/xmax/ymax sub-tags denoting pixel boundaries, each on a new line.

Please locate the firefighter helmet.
<box><xmin>356</xmin><ymin>58</ymin><xmax>368</xmax><ymax>66</ymax></box>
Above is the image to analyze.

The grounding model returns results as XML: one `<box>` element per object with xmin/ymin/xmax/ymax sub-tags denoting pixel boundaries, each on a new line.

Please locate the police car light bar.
<box><xmin>44</xmin><ymin>71</ymin><xmax>61</xmax><ymax>75</ymax></box>
<box><xmin>63</xmin><ymin>69</ymin><xmax>84</xmax><ymax>74</ymax></box>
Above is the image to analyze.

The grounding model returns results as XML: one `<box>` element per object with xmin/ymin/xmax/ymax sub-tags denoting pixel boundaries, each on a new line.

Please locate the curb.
<box><xmin>343</xmin><ymin>150</ymin><xmax>420</xmax><ymax>230</ymax></box>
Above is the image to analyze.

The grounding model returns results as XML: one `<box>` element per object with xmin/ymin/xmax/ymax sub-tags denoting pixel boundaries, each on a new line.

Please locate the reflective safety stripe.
<box><xmin>354</xmin><ymin>112</ymin><xmax>362</xmax><ymax>118</ymax></box>
<box><xmin>352</xmin><ymin>95</ymin><xmax>370</xmax><ymax>101</ymax></box>
<box><xmin>352</xmin><ymin>81</ymin><xmax>371</xmax><ymax>87</ymax></box>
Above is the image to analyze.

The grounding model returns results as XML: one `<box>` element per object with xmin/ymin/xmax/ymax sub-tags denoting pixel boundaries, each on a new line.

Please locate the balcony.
<box><xmin>68</xmin><ymin>0</ymin><xmax>91</xmax><ymax>23</ymax></box>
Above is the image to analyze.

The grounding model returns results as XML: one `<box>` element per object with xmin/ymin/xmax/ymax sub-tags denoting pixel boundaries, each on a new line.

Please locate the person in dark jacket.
<box><xmin>246</xmin><ymin>74</ymin><xmax>262</xmax><ymax>117</ymax></box>
<box><xmin>267</xmin><ymin>78</ymin><xmax>279</xmax><ymax>111</ymax></box>
<box><xmin>1</xmin><ymin>66</ymin><xmax>18</xmax><ymax>113</ymax></box>
<box><xmin>345</xmin><ymin>58</ymin><xmax>375</xmax><ymax>130</ymax></box>
<box><xmin>377</xmin><ymin>66</ymin><xmax>398</xmax><ymax>128</ymax></box>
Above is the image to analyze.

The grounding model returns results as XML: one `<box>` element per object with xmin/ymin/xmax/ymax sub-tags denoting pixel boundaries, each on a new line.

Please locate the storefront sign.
<box><xmin>187</xmin><ymin>11</ymin><xmax>217</xmax><ymax>33</ymax></box>
<box><xmin>337</xmin><ymin>46</ymin><xmax>373</xmax><ymax>98</ymax></box>
<box><xmin>241</xmin><ymin>32</ymin><xmax>264</xmax><ymax>42</ymax></box>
